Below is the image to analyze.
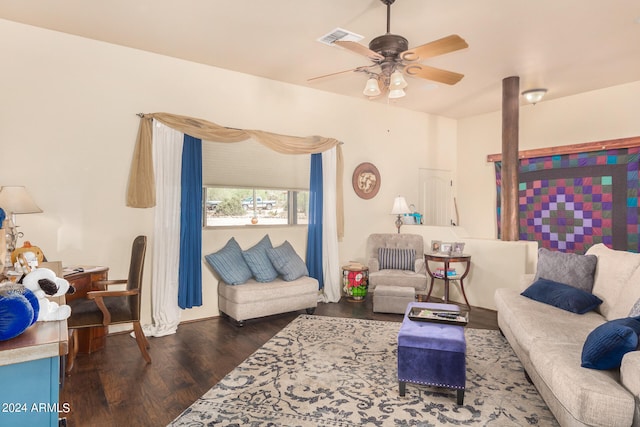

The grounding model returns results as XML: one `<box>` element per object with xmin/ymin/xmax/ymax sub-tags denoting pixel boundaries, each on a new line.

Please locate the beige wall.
<box><xmin>457</xmin><ymin>80</ymin><xmax>640</xmax><ymax>239</ymax></box>
<box><xmin>0</xmin><ymin>19</ymin><xmax>456</xmax><ymax>323</ymax></box>
<box><xmin>4</xmin><ymin>19</ymin><xmax>637</xmax><ymax>321</ymax></box>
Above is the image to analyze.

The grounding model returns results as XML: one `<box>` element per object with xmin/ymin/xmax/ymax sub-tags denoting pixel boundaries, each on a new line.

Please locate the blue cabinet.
<box><xmin>0</xmin><ymin>356</ymin><xmax>62</xmax><ymax>426</ymax></box>
<box><xmin>0</xmin><ymin>309</ymin><xmax>67</xmax><ymax>427</ymax></box>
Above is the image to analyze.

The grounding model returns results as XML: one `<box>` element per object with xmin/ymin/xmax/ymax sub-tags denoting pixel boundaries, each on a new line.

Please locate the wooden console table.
<box><xmin>63</xmin><ymin>266</ymin><xmax>109</xmax><ymax>354</ymax></box>
<box><xmin>424</xmin><ymin>253</ymin><xmax>471</xmax><ymax>309</ymax></box>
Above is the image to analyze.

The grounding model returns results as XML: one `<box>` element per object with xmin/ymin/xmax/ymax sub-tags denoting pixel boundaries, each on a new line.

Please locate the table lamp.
<box><xmin>391</xmin><ymin>195</ymin><xmax>411</xmax><ymax>233</ymax></box>
<box><xmin>0</xmin><ymin>186</ymin><xmax>43</xmax><ymax>266</ymax></box>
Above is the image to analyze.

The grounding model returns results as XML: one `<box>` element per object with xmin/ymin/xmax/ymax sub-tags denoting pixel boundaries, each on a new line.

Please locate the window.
<box><xmin>201</xmin><ymin>139</ymin><xmax>311</xmax><ymax>227</ymax></box>
<box><xmin>204</xmin><ymin>187</ymin><xmax>309</xmax><ymax>227</ymax></box>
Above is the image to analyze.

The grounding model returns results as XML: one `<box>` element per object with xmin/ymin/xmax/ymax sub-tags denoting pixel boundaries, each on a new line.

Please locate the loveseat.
<box><xmin>206</xmin><ymin>236</ymin><xmax>318</xmax><ymax>326</ymax></box>
<box><xmin>495</xmin><ymin>243</ymin><xmax>640</xmax><ymax>427</ymax></box>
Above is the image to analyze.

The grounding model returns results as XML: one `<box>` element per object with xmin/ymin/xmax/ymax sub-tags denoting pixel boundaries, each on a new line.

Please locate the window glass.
<box><xmin>204</xmin><ymin>187</ymin><xmax>308</xmax><ymax>227</ymax></box>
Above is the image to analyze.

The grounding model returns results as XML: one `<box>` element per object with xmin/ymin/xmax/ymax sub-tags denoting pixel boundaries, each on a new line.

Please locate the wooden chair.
<box><xmin>66</xmin><ymin>235</ymin><xmax>150</xmax><ymax>374</ymax></box>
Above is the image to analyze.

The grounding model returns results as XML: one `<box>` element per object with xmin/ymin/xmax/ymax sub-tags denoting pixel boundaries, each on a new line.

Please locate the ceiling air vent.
<box><xmin>317</xmin><ymin>28</ymin><xmax>364</xmax><ymax>46</ymax></box>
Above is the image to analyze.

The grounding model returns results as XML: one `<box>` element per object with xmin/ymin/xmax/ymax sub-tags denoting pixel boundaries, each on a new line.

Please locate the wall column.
<box><xmin>501</xmin><ymin>76</ymin><xmax>520</xmax><ymax>241</ymax></box>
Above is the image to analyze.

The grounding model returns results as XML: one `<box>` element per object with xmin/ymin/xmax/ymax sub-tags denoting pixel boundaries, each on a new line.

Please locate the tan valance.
<box><xmin>126</xmin><ymin>112</ymin><xmax>344</xmax><ymax>238</ymax></box>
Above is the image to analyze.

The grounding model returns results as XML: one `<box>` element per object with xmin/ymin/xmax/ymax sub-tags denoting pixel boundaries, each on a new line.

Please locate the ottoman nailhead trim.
<box><xmin>398</xmin><ymin>378</ymin><xmax>464</xmax><ymax>390</ymax></box>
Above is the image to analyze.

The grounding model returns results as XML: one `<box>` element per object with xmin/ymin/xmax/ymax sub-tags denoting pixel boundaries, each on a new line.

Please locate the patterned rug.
<box><xmin>169</xmin><ymin>315</ymin><xmax>558</xmax><ymax>426</ymax></box>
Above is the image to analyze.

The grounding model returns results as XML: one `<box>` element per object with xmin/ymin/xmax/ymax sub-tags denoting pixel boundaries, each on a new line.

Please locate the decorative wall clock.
<box><xmin>352</xmin><ymin>162</ymin><xmax>381</xmax><ymax>199</ymax></box>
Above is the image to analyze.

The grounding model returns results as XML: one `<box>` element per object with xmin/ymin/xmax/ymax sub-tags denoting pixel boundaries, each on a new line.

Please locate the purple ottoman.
<box><xmin>397</xmin><ymin>302</ymin><xmax>466</xmax><ymax>404</ymax></box>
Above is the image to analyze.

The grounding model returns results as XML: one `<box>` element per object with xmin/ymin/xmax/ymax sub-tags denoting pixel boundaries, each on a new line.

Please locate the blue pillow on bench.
<box><xmin>205</xmin><ymin>238</ymin><xmax>253</xmax><ymax>285</ymax></box>
<box><xmin>242</xmin><ymin>235</ymin><xmax>278</xmax><ymax>283</ymax></box>
<box><xmin>267</xmin><ymin>241</ymin><xmax>309</xmax><ymax>281</ymax></box>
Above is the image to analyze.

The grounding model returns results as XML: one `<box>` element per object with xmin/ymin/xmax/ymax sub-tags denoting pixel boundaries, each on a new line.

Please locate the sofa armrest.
<box><xmin>621</xmin><ymin>351</ymin><xmax>640</xmax><ymax>398</ymax></box>
<box><xmin>520</xmin><ymin>273</ymin><xmax>536</xmax><ymax>291</ymax></box>
<box><xmin>414</xmin><ymin>258</ymin><xmax>426</xmax><ymax>274</ymax></box>
<box><xmin>368</xmin><ymin>257</ymin><xmax>379</xmax><ymax>273</ymax></box>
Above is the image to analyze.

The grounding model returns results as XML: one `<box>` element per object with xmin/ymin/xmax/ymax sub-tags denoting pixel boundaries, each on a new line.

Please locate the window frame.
<box><xmin>202</xmin><ymin>186</ymin><xmax>308</xmax><ymax>229</ymax></box>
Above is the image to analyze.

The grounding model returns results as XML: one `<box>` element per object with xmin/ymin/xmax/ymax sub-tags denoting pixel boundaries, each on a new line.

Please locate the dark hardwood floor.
<box><xmin>59</xmin><ymin>297</ymin><xmax>498</xmax><ymax>427</ymax></box>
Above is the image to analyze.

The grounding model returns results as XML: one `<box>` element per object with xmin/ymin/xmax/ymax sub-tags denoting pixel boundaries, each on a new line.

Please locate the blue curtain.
<box><xmin>178</xmin><ymin>134</ymin><xmax>203</xmax><ymax>308</ymax></box>
<box><xmin>306</xmin><ymin>153</ymin><xmax>323</xmax><ymax>289</ymax></box>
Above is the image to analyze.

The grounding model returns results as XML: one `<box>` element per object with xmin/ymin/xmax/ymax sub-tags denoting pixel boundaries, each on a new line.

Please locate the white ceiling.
<box><xmin>1</xmin><ymin>0</ymin><xmax>639</xmax><ymax>118</ymax></box>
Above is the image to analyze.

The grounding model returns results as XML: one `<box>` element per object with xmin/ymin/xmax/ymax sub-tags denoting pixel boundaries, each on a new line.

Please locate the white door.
<box><xmin>418</xmin><ymin>169</ymin><xmax>453</xmax><ymax>226</ymax></box>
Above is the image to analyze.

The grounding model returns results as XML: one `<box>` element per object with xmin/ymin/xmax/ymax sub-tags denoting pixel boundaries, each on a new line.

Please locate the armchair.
<box><xmin>366</xmin><ymin>233</ymin><xmax>428</xmax><ymax>293</ymax></box>
<box><xmin>66</xmin><ymin>235</ymin><xmax>150</xmax><ymax>374</ymax></box>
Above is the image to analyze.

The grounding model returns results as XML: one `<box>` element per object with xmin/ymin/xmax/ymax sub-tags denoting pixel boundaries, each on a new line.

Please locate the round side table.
<box><xmin>424</xmin><ymin>253</ymin><xmax>472</xmax><ymax>309</ymax></box>
<box><xmin>342</xmin><ymin>265</ymin><xmax>369</xmax><ymax>302</ymax></box>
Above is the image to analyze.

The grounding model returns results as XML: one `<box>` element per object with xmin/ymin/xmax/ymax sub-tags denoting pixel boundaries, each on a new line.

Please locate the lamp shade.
<box><xmin>391</xmin><ymin>196</ymin><xmax>411</xmax><ymax>215</ymax></box>
<box><xmin>388</xmin><ymin>88</ymin><xmax>406</xmax><ymax>99</ymax></box>
<box><xmin>363</xmin><ymin>78</ymin><xmax>381</xmax><ymax>97</ymax></box>
<box><xmin>389</xmin><ymin>70</ymin><xmax>408</xmax><ymax>89</ymax></box>
<box><xmin>0</xmin><ymin>186</ymin><xmax>42</xmax><ymax>215</ymax></box>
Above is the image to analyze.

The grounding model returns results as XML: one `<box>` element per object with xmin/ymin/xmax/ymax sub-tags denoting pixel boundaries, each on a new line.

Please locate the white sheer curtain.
<box><xmin>141</xmin><ymin>120</ymin><xmax>182</xmax><ymax>337</ymax></box>
<box><xmin>320</xmin><ymin>147</ymin><xmax>341</xmax><ymax>302</ymax></box>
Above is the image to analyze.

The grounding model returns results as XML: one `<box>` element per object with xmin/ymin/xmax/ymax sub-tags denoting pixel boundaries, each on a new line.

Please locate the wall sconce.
<box><xmin>391</xmin><ymin>195</ymin><xmax>411</xmax><ymax>233</ymax></box>
<box><xmin>521</xmin><ymin>88</ymin><xmax>547</xmax><ymax>105</ymax></box>
<box><xmin>0</xmin><ymin>186</ymin><xmax>43</xmax><ymax>266</ymax></box>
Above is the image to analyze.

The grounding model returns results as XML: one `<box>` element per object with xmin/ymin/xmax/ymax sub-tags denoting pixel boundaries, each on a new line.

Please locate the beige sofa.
<box><xmin>218</xmin><ymin>276</ymin><xmax>318</xmax><ymax>326</ymax></box>
<box><xmin>495</xmin><ymin>243</ymin><xmax>640</xmax><ymax>427</ymax></box>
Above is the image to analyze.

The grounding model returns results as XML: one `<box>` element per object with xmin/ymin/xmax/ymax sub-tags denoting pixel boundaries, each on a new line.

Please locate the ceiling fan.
<box><xmin>310</xmin><ymin>0</ymin><xmax>468</xmax><ymax>99</ymax></box>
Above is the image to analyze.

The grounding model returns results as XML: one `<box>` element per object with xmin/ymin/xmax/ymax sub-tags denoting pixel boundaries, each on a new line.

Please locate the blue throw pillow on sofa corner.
<box><xmin>521</xmin><ymin>278</ymin><xmax>603</xmax><ymax>314</ymax></box>
<box><xmin>581</xmin><ymin>316</ymin><xmax>640</xmax><ymax>370</ymax></box>
<box><xmin>204</xmin><ymin>237</ymin><xmax>253</xmax><ymax>285</ymax></box>
<box><xmin>242</xmin><ymin>235</ymin><xmax>278</xmax><ymax>283</ymax></box>
<box><xmin>266</xmin><ymin>240</ymin><xmax>309</xmax><ymax>281</ymax></box>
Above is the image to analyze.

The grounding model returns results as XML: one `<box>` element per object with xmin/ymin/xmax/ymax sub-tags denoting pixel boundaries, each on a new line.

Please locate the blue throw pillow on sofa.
<box><xmin>266</xmin><ymin>241</ymin><xmax>309</xmax><ymax>281</ymax></box>
<box><xmin>242</xmin><ymin>235</ymin><xmax>278</xmax><ymax>283</ymax></box>
<box><xmin>521</xmin><ymin>278</ymin><xmax>603</xmax><ymax>314</ymax></box>
<box><xmin>205</xmin><ymin>238</ymin><xmax>253</xmax><ymax>285</ymax></box>
<box><xmin>581</xmin><ymin>317</ymin><xmax>640</xmax><ymax>370</ymax></box>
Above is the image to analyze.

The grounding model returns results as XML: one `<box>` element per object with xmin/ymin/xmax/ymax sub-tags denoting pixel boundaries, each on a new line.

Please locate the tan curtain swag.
<box><xmin>126</xmin><ymin>112</ymin><xmax>344</xmax><ymax>238</ymax></box>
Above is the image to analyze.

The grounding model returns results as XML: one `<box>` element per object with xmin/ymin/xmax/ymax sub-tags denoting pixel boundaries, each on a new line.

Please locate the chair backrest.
<box><xmin>127</xmin><ymin>235</ymin><xmax>147</xmax><ymax>320</ymax></box>
<box><xmin>366</xmin><ymin>233</ymin><xmax>424</xmax><ymax>263</ymax></box>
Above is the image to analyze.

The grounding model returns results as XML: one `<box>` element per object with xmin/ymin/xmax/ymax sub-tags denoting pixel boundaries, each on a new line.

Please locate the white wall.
<box><xmin>401</xmin><ymin>225</ymin><xmax>538</xmax><ymax>310</ymax></box>
<box><xmin>457</xmin><ymin>81</ymin><xmax>640</xmax><ymax>239</ymax></box>
<box><xmin>0</xmin><ymin>19</ymin><xmax>457</xmax><ymax>324</ymax></box>
<box><xmin>7</xmin><ymin>19</ymin><xmax>634</xmax><ymax>320</ymax></box>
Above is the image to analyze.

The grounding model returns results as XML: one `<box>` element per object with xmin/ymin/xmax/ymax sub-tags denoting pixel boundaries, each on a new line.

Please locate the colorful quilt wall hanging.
<box><xmin>495</xmin><ymin>147</ymin><xmax>640</xmax><ymax>254</ymax></box>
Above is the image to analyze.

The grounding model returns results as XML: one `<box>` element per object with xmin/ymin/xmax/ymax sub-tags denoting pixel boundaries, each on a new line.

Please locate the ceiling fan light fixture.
<box><xmin>388</xmin><ymin>88</ymin><xmax>406</xmax><ymax>99</ymax></box>
<box><xmin>389</xmin><ymin>70</ymin><xmax>408</xmax><ymax>89</ymax></box>
<box><xmin>522</xmin><ymin>88</ymin><xmax>547</xmax><ymax>105</ymax></box>
<box><xmin>363</xmin><ymin>77</ymin><xmax>382</xmax><ymax>96</ymax></box>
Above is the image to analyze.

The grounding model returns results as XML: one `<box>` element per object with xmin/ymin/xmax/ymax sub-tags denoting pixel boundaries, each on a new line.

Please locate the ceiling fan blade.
<box><xmin>401</xmin><ymin>34</ymin><xmax>468</xmax><ymax>62</ymax></box>
<box><xmin>334</xmin><ymin>40</ymin><xmax>384</xmax><ymax>61</ymax></box>
<box><xmin>404</xmin><ymin>64</ymin><xmax>464</xmax><ymax>85</ymax></box>
<box><xmin>307</xmin><ymin>65</ymin><xmax>375</xmax><ymax>82</ymax></box>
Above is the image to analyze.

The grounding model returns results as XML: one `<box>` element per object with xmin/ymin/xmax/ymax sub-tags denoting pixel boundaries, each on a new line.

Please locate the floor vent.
<box><xmin>317</xmin><ymin>28</ymin><xmax>364</xmax><ymax>46</ymax></box>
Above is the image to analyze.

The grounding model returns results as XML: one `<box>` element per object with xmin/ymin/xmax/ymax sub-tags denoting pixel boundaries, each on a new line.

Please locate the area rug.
<box><xmin>169</xmin><ymin>315</ymin><xmax>558</xmax><ymax>426</ymax></box>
